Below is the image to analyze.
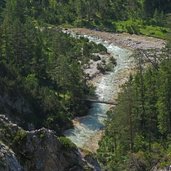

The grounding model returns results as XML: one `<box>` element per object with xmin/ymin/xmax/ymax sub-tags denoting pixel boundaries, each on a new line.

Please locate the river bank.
<box><xmin>66</xmin><ymin>28</ymin><xmax>166</xmax><ymax>50</ymax></box>
<box><xmin>64</xmin><ymin>31</ymin><xmax>134</xmax><ymax>153</ymax></box>
<box><xmin>65</xmin><ymin>28</ymin><xmax>166</xmax><ymax>86</ymax></box>
<box><xmin>64</xmin><ymin>28</ymin><xmax>165</xmax><ymax>153</ymax></box>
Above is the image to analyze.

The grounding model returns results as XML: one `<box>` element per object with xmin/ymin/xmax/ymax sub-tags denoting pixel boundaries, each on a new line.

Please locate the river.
<box><xmin>64</xmin><ymin>32</ymin><xmax>135</xmax><ymax>152</ymax></box>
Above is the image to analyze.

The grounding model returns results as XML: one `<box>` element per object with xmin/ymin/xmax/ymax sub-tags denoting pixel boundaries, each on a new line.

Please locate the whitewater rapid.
<box><xmin>64</xmin><ymin>32</ymin><xmax>135</xmax><ymax>151</ymax></box>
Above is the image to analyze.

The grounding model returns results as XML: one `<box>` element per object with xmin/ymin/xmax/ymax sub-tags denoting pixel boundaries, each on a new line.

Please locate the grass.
<box><xmin>140</xmin><ymin>25</ymin><xmax>169</xmax><ymax>39</ymax></box>
<box><xmin>114</xmin><ymin>19</ymin><xmax>169</xmax><ymax>39</ymax></box>
<box><xmin>60</xmin><ymin>18</ymin><xmax>170</xmax><ymax>40</ymax></box>
<box><xmin>58</xmin><ymin>137</ymin><xmax>76</xmax><ymax>150</ymax></box>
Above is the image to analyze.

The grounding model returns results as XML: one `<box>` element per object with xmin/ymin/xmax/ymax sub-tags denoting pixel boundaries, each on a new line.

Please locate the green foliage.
<box><xmin>91</xmin><ymin>55</ymin><xmax>101</xmax><ymax>62</ymax></box>
<box><xmin>114</xmin><ymin>20</ymin><xmax>141</xmax><ymax>34</ymax></box>
<box><xmin>114</xmin><ymin>19</ymin><xmax>169</xmax><ymax>38</ymax></box>
<box><xmin>109</xmin><ymin>57</ymin><xmax>117</xmax><ymax>66</ymax></box>
<box><xmin>157</xmin><ymin>59</ymin><xmax>171</xmax><ymax>135</ymax></box>
<box><xmin>140</xmin><ymin>25</ymin><xmax>169</xmax><ymax>39</ymax></box>
<box><xmin>0</xmin><ymin>0</ymin><xmax>170</xmax><ymax>37</ymax></box>
<box><xmin>13</xmin><ymin>130</ymin><xmax>27</xmax><ymax>144</ymax></box>
<box><xmin>54</xmin><ymin>0</ymin><xmax>170</xmax><ymax>35</ymax></box>
<box><xmin>58</xmin><ymin>137</ymin><xmax>76</xmax><ymax>150</ymax></box>
<box><xmin>97</xmin><ymin>49</ymin><xmax>171</xmax><ymax>170</ymax></box>
<box><xmin>0</xmin><ymin>0</ymin><xmax>108</xmax><ymax>132</ymax></box>
<box><xmin>144</xmin><ymin>0</ymin><xmax>171</xmax><ymax>17</ymax></box>
<box><xmin>104</xmin><ymin>63</ymin><xmax>115</xmax><ymax>72</ymax></box>
<box><xmin>0</xmin><ymin>0</ymin><xmax>171</xmax><ymax>169</ymax></box>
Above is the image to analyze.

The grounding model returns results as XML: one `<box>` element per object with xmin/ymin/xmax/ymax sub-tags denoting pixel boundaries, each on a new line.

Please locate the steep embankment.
<box><xmin>0</xmin><ymin>115</ymin><xmax>93</xmax><ymax>171</ymax></box>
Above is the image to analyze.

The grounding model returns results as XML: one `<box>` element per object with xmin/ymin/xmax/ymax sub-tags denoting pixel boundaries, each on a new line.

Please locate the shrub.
<box><xmin>58</xmin><ymin>137</ymin><xmax>76</xmax><ymax>150</ymax></box>
<box><xmin>104</xmin><ymin>63</ymin><xmax>114</xmax><ymax>72</ymax></box>
<box><xmin>13</xmin><ymin>130</ymin><xmax>27</xmax><ymax>145</ymax></box>
<box><xmin>91</xmin><ymin>55</ymin><xmax>101</xmax><ymax>61</ymax></box>
<box><xmin>97</xmin><ymin>63</ymin><xmax>105</xmax><ymax>73</ymax></box>
<box><xmin>97</xmin><ymin>44</ymin><xmax>107</xmax><ymax>53</ymax></box>
<box><xmin>109</xmin><ymin>57</ymin><xmax>117</xmax><ymax>65</ymax></box>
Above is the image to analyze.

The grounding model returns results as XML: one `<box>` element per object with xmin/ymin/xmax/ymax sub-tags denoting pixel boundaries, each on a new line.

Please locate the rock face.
<box><xmin>0</xmin><ymin>115</ymin><xmax>93</xmax><ymax>171</ymax></box>
<box><xmin>16</xmin><ymin>128</ymin><xmax>89</xmax><ymax>171</ymax></box>
<box><xmin>151</xmin><ymin>165</ymin><xmax>171</xmax><ymax>171</ymax></box>
<box><xmin>0</xmin><ymin>143</ymin><xmax>23</xmax><ymax>171</ymax></box>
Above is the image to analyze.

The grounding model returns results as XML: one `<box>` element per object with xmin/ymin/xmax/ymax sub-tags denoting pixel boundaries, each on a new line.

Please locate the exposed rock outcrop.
<box><xmin>151</xmin><ymin>165</ymin><xmax>171</xmax><ymax>171</ymax></box>
<box><xmin>0</xmin><ymin>143</ymin><xmax>23</xmax><ymax>171</ymax></box>
<box><xmin>0</xmin><ymin>115</ymin><xmax>93</xmax><ymax>171</ymax></box>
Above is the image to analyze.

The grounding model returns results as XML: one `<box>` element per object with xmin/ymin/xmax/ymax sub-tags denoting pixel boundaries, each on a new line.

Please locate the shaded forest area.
<box><xmin>7</xmin><ymin>0</ymin><xmax>171</xmax><ymax>37</ymax></box>
<box><xmin>0</xmin><ymin>0</ymin><xmax>108</xmax><ymax>133</ymax></box>
<box><xmin>1</xmin><ymin>0</ymin><xmax>171</xmax><ymax>37</ymax></box>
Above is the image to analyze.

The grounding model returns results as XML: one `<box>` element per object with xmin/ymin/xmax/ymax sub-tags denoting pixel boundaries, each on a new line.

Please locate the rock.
<box><xmin>151</xmin><ymin>165</ymin><xmax>171</xmax><ymax>171</ymax></box>
<box><xmin>17</xmin><ymin>128</ymin><xmax>88</xmax><ymax>171</ymax></box>
<box><xmin>0</xmin><ymin>143</ymin><xmax>23</xmax><ymax>171</ymax></box>
<box><xmin>84</xmin><ymin>154</ymin><xmax>101</xmax><ymax>171</ymax></box>
<box><xmin>0</xmin><ymin>115</ymin><xmax>93</xmax><ymax>171</ymax></box>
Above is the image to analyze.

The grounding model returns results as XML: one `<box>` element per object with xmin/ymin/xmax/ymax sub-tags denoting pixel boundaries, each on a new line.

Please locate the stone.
<box><xmin>0</xmin><ymin>115</ymin><xmax>93</xmax><ymax>171</ymax></box>
<box><xmin>0</xmin><ymin>143</ymin><xmax>23</xmax><ymax>171</ymax></box>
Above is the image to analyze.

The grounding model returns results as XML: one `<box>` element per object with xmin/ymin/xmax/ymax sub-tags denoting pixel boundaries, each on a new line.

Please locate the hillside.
<box><xmin>0</xmin><ymin>0</ymin><xmax>171</xmax><ymax>171</ymax></box>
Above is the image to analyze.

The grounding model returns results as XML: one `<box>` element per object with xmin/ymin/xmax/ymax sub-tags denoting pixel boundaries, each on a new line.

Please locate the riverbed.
<box><xmin>64</xmin><ymin>31</ymin><xmax>136</xmax><ymax>152</ymax></box>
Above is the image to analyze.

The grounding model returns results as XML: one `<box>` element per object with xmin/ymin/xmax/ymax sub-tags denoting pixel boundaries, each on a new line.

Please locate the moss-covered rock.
<box><xmin>0</xmin><ymin>115</ymin><xmax>93</xmax><ymax>171</ymax></box>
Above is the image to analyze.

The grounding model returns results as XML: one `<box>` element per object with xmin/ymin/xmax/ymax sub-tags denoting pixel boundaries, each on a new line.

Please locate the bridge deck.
<box><xmin>84</xmin><ymin>99</ymin><xmax>117</xmax><ymax>105</ymax></box>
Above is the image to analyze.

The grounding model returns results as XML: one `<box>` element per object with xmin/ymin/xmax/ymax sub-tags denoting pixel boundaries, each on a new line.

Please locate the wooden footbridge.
<box><xmin>82</xmin><ymin>96</ymin><xmax>117</xmax><ymax>105</ymax></box>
